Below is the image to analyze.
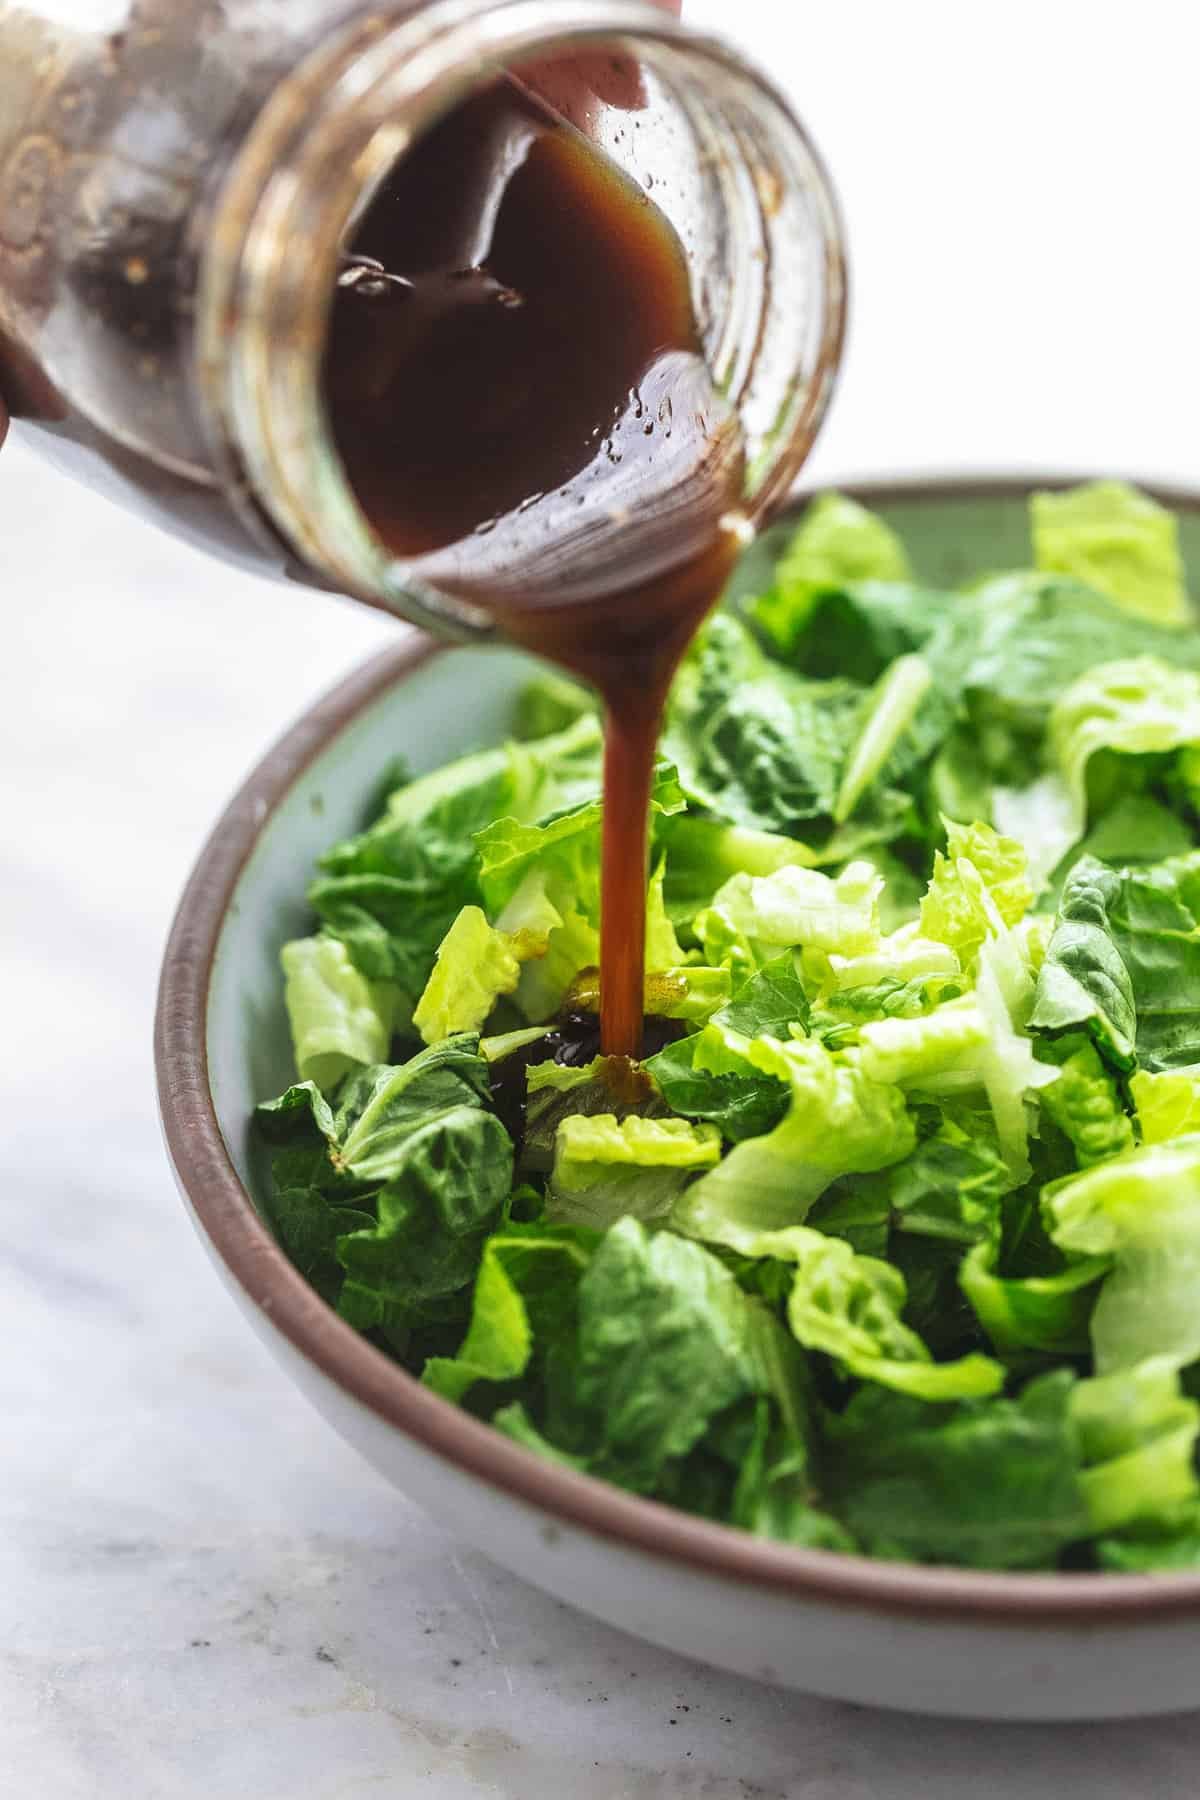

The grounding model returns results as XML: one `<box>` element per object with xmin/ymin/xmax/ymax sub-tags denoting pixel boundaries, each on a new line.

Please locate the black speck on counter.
<box><xmin>315</xmin><ymin>1645</ymin><xmax>338</xmax><ymax>1666</ymax></box>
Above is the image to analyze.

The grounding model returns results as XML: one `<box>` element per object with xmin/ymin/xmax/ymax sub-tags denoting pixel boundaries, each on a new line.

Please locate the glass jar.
<box><xmin>0</xmin><ymin>0</ymin><xmax>846</xmax><ymax>636</ymax></box>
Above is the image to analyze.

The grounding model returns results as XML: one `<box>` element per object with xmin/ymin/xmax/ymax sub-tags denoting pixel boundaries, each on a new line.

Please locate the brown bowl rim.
<box><xmin>156</xmin><ymin>473</ymin><xmax>1200</xmax><ymax>1625</ymax></box>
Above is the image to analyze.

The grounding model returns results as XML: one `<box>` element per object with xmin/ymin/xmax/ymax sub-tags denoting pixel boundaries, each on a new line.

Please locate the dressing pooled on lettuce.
<box><xmin>257</xmin><ymin>480</ymin><xmax>1200</xmax><ymax>1572</ymax></box>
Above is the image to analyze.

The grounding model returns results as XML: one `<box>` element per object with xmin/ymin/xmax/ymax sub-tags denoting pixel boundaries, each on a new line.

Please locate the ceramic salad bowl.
<box><xmin>156</xmin><ymin>477</ymin><xmax>1200</xmax><ymax>1720</ymax></box>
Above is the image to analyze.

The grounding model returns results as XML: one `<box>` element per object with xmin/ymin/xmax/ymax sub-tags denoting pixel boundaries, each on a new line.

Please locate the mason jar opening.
<box><xmin>200</xmin><ymin>0</ymin><xmax>846</xmax><ymax>634</ymax></box>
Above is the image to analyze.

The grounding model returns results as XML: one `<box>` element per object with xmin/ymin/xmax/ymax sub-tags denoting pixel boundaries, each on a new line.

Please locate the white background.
<box><xmin>3</xmin><ymin>2</ymin><xmax>1200</xmax><ymax>1794</ymax></box>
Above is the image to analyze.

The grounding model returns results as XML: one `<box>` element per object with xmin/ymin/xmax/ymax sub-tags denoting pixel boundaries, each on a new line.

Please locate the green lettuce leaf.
<box><xmin>1031</xmin><ymin>480</ymin><xmax>1190</xmax><ymax>626</ymax></box>
<box><xmin>919</xmin><ymin>819</ymin><xmax>1033</xmax><ymax>969</ymax></box>
<box><xmin>662</xmin><ymin>613</ymin><xmax>878</xmax><ymax>839</ymax></box>
<box><xmin>729</xmin><ymin>1315</ymin><xmax>857</xmax><ymax>1550</ymax></box>
<box><xmin>255</xmin><ymin>1077</ymin><xmax>340</xmax><ymax>1165</ymax></box>
<box><xmin>643</xmin><ymin>1029</ymin><xmax>790</xmax><ymax>1146</ymax></box>
<box><xmin>511</xmin><ymin>899</ymin><xmax>598</xmax><ymax>1023</ymax></box>
<box><xmin>1131</xmin><ymin>1065</ymin><xmax>1200</xmax><ymax>1143</ymax></box>
<box><xmin>280</xmin><ymin>936</ymin><xmax>399</xmax><ymax>1090</ymax></box>
<box><xmin>671</xmin><ymin>1035</ymin><xmax>916</xmax><ymax>1241</ymax></box>
<box><xmin>480</xmin><ymin>1025</ymin><xmax>549</xmax><ymax>1064</ymax></box>
<box><xmin>834</xmin><ymin>654</ymin><xmax>936</xmax><ymax>823</ymax></box>
<box><xmin>564</xmin><ymin>965</ymin><xmax>732</xmax><ymax>1025</ymax></box>
<box><xmin>927</xmin><ymin>732</ymin><xmax>998</xmax><ymax>848</ymax></box>
<box><xmin>1102</xmin><ymin>858</ymin><xmax>1200</xmax><ymax>1072</ymax></box>
<box><xmin>991</xmin><ymin>775</ymin><xmax>1079</xmax><ymax>895</ymax></box>
<box><xmin>262</xmin><ymin>1180</ymin><xmax>376</xmax><ymax>1309</ymax></box>
<box><xmin>824</xmin><ymin>1372</ymin><xmax>1089</xmax><ymax>1568</ymax></box>
<box><xmin>475</xmin><ymin>765</ymin><xmax>685</xmax><ymax>1019</ymax></box>
<box><xmin>511</xmin><ymin>671</ymin><xmax>594</xmax><ymax>740</ymax></box>
<box><xmin>699</xmin><ymin>860</ymin><xmax>883</xmax><ymax>976</ymax></box>
<box><xmin>658</xmin><ymin>816</ymin><xmax>820</xmax><ymax>924</ymax></box>
<box><xmin>257</xmin><ymin>1040</ymin><xmax>510</xmax><ymax>1335</ymax></box>
<box><xmin>1033</xmin><ymin>853</ymin><xmax>1200</xmax><ymax>1074</ymax></box>
<box><xmin>522</xmin><ymin>1056</ymin><xmax>670</xmax><ymax>1173</ymax></box>
<box><xmin>254</xmin><ymin>1131</ymin><xmax>377</xmax><ymax>1327</ymax></box>
<box><xmin>854</xmin><ymin>996</ymin><xmax>989</xmax><ymax>1087</ymax></box>
<box><xmin>741</xmin><ymin>1225</ymin><xmax>1003</xmax><ymax>1399</ymax></box>
<box><xmin>422</xmin><ymin>1222</ymin><xmax>595</xmax><ymax>1404</ymax></box>
<box><xmin>816</xmin><ymin>924</ymin><xmax>962</xmax><ymax>998</ymax></box>
<box><xmin>334</xmin><ymin>1034</ymin><xmax>492</xmax><ymax>1183</ymax></box>
<box><xmin>473</xmin><ymin>769</ymin><xmax>683</xmax><ymax>915</ymax></box>
<box><xmin>310</xmin><ymin>716</ymin><xmax>603</xmax><ymax>1007</ymax></box>
<box><xmin>816</xmin><ymin>1106</ymin><xmax>1011</xmax><ymax>1258</ymax></box>
<box><xmin>768</xmin><ymin>579</ymin><xmax>960</xmax><ymax>684</ymax></box>
<box><xmin>644</xmin><ymin>855</ymin><xmax>687</xmax><ymax>969</ymax></box>
<box><xmin>960</xmin><ymin>1236</ymin><xmax>1110</xmax><ymax>1357</ymax></box>
<box><xmin>956</xmin><ymin>572</ymin><xmax>1200</xmax><ymax>723</ymax></box>
<box><xmin>908</xmin><ymin>930</ymin><xmax>1057</xmax><ymax>1182</ymax></box>
<box><xmin>493</xmin><ymin>870</ymin><xmax>564</xmax><ymax>958</ymax></box>
<box><xmin>1070</xmin><ymin>794</ymin><xmax>1194</xmax><ymax>874</ymax></box>
<box><xmin>546</xmin><ymin>1114</ymin><xmax>722</xmax><ymax>1230</ymax></box>
<box><xmin>412</xmin><ymin>906</ymin><xmax>522</xmax><ymax>1045</ymax></box>
<box><xmin>1048</xmin><ymin>656</ymin><xmax>1200</xmax><ymax>844</ymax></box>
<box><xmin>336</xmin><ymin>1107</ymin><xmax>514</xmax><ymax>1330</ymax></box>
<box><xmin>1036</xmin><ymin>1034</ymin><xmax>1134</xmax><ymax>1167</ymax></box>
<box><xmin>1071</xmin><ymin>1357</ymin><xmax>1200</xmax><ymax>1535</ymax></box>
<box><xmin>1044</xmin><ymin>1134</ymin><xmax>1200</xmax><ymax>1371</ymax></box>
<box><xmin>1028</xmin><ymin>857</ymin><xmax>1137</xmax><ymax>1068</ymax></box>
<box><xmin>731</xmin><ymin>1397</ymin><xmax>857</xmax><ymax>1550</ymax></box>
<box><xmin>542</xmin><ymin>1218</ymin><xmax>761</xmax><ymax>1491</ymax></box>
<box><xmin>751</xmin><ymin>492</ymin><xmax>913</xmax><ymax>658</ymax></box>
<box><xmin>1097</xmin><ymin>1501</ymin><xmax>1200</xmax><ymax>1571</ymax></box>
<box><xmin>712</xmin><ymin>952</ymin><xmax>811</xmax><ymax>1038</ymax></box>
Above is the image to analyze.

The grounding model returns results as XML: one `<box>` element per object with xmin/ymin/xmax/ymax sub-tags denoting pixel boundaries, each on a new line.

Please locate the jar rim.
<box><xmin>195</xmin><ymin>0</ymin><xmax>846</xmax><ymax>631</ymax></box>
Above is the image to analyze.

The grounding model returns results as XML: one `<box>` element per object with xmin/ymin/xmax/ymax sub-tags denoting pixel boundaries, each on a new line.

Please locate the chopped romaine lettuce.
<box><xmin>423</xmin><ymin>1222</ymin><xmax>595</xmax><ymax>1404</ymax></box>
<box><xmin>1131</xmin><ymin>1065</ymin><xmax>1200</xmax><ymax>1143</ymax></box>
<box><xmin>1049</xmin><ymin>657</ymin><xmax>1200</xmax><ymax>848</ymax></box>
<box><xmin>1037</xmin><ymin>1035</ymin><xmax>1134</xmax><ymax>1168</ymax></box>
<box><xmin>834</xmin><ymin>654</ymin><xmax>934</xmax><ymax>822</ymax></box>
<box><xmin>1029</xmin><ymin>856</ymin><xmax>1137</xmax><ymax>1068</ymax></box>
<box><xmin>1045</xmin><ymin>1135</ymin><xmax>1200</xmax><ymax>1373</ymax></box>
<box><xmin>1031</xmin><ymin>480</ymin><xmax>1190</xmax><ymax>626</ymax></box>
<box><xmin>1071</xmin><ymin>1356</ymin><xmax>1200</xmax><ymax>1534</ymax></box>
<box><xmin>698</xmin><ymin>860</ymin><xmax>883</xmax><ymax>975</ymax></box>
<box><xmin>539</xmin><ymin>1217</ymin><xmax>763</xmax><ymax>1491</ymax></box>
<box><xmin>412</xmin><ymin>906</ymin><xmax>522</xmax><ymax>1044</ymax></box>
<box><xmin>255</xmin><ymin>482</ymin><xmax>1200</xmax><ymax>1574</ymax></box>
<box><xmin>671</xmin><ymin>1035</ymin><xmax>915</xmax><ymax>1242</ymax></box>
<box><xmin>752</xmin><ymin>491</ymin><xmax>912</xmax><ymax>657</ymax></box>
<box><xmin>919</xmin><ymin>819</ymin><xmax>1033</xmax><ymax>969</ymax></box>
<box><xmin>960</xmin><ymin>1236</ymin><xmax>1110</xmax><ymax>1357</ymax></box>
<box><xmin>823</xmin><ymin>1373</ymin><xmax>1090</xmax><ymax>1569</ymax></box>
<box><xmin>546</xmin><ymin>1113</ymin><xmax>721</xmax><ymax>1230</ymax></box>
<box><xmin>281</xmin><ymin>936</ymin><xmax>399</xmax><ymax>1090</ymax></box>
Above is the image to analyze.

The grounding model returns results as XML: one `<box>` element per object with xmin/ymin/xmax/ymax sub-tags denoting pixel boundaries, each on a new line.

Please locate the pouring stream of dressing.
<box><xmin>324</xmin><ymin>79</ymin><xmax>748</xmax><ymax>1058</ymax></box>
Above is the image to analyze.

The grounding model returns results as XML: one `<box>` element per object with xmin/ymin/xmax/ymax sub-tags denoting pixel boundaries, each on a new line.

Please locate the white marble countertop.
<box><xmin>5</xmin><ymin>4</ymin><xmax>1200</xmax><ymax>1793</ymax></box>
